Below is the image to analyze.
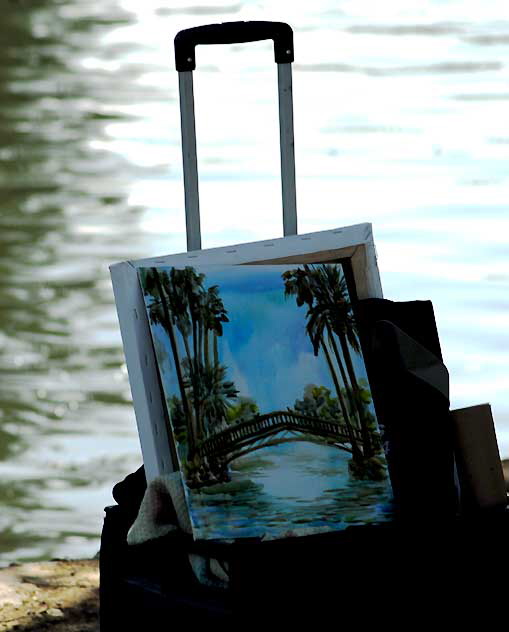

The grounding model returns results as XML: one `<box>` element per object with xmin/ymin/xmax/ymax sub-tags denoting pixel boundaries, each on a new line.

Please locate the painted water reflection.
<box><xmin>190</xmin><ymin>442</ymin><xmax>392</xmax><ymax>540</ymax></box>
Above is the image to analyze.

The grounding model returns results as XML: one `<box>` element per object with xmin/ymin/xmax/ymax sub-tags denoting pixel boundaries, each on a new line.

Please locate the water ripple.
<box><xmin>294</xmin><ymin>61</ymin><xmax>502</xmax><ymax>75</ymax></box>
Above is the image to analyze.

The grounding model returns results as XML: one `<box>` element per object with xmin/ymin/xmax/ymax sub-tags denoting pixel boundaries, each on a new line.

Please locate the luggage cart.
<box><xmin>174</xmin><ymin>20</ymin><xmax>297</xmax><ymax>251</ymax></box>
<box><xmin>100</xmin><ymin>21</ymin><xmax>508</xmax><ymax>628</ymax></box>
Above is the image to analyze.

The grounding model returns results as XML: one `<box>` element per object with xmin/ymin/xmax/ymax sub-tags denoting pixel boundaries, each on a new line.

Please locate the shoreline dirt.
<box><xmin>0</xmin><ymin>559</ymin><xmax>99</xmax><ymax>632</ymax></box>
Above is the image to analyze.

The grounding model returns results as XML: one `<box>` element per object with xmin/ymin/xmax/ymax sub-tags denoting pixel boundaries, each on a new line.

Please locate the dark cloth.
<box><xmin>356</xmin><ymin>298</ymin><xmax>457</xmax><ymax>519</ymax></box>
<box><xmin>356</xmin><ymin>298</ymin><xmax>443</xmax><ymax>361</ymax></box>
<box><xmin>112</xmin><ymin>465</ymin><xmax>147</xmax><ymax>524</ymax></box>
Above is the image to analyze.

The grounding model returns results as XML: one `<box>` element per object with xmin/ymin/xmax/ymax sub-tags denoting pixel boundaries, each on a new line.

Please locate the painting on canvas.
<box><xmin>138</xmin><ymin>263</ymin><xmax>392</xmax><ymax>540</ymax></box>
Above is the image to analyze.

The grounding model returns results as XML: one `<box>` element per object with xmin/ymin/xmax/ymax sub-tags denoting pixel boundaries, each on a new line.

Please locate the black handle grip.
<box><xmin>174</xmin><ymin>21</ymin><xmax>294</xmax><ymax>71</ymax></box>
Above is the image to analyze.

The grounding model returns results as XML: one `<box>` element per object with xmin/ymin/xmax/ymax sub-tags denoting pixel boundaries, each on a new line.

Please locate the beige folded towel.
<box><xmin>126</xmin><ymin>472</ymin><xmax>229</xmax><ymax>588</ymax></box>
<box><xmin>127</xmin><ymin>472</ymin><xmax>192</xmax><ymax>545</ymax></box>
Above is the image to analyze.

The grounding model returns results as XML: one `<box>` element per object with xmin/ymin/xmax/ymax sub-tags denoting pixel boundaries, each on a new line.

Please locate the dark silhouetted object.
<box><xmin>356</xmin><ymin>298</ymin><xmax>458</xmax><ymax>519</ymax></box>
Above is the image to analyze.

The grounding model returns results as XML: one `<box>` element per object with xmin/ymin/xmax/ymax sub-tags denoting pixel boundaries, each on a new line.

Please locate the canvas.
<box><xmin>138</xmin><ymin>262</ymin><xmax>393</xmax><ymax>540</ymax></box>
<box><xmin>110</xmin><ymin>224</ymin><xmax>383</xmax><ymax>482</ymax></box>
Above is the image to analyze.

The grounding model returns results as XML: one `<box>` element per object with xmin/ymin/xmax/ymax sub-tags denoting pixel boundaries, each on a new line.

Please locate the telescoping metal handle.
<box><xmin>175</xmin><ymin>21</ymin><xmax>297</xmax><ymax>251</ymax></box>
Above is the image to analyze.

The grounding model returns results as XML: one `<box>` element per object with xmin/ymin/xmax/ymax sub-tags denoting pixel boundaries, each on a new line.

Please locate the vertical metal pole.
<box><xmin>277</xmin><ymin>63</ymin><xmax>297</xmax><ymax>236</ymax></box>
<box><xmin>178</xmin><ymin>71</ymin><xmax>202</xmax><ymax>251</ymax></box>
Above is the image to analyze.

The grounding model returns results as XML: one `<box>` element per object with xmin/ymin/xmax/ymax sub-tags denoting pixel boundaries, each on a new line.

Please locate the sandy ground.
<box><xmin>0</xmin><ymin>559</ymin><xmax>99</xmax><ymax>632</ymax></box>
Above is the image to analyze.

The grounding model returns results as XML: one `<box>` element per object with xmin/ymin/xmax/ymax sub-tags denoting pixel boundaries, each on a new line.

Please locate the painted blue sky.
<box><xmin>142</xmin><ymin>264</ymin><xmax>372</xmax><ymax>415</ymax></box>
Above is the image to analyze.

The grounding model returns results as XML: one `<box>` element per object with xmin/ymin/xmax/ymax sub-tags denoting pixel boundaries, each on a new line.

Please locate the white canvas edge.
<box><xmin>110</xmin><ymin>223</ymin><xmax>383</xmax><ymax>482</ymax></box>
<box><xmin>110</xmin><ymin>261</ymin><xmax>176</xmax><ymax>480</ymax></box>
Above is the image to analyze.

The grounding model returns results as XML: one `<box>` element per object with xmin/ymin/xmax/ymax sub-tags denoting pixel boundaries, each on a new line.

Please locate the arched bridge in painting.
<box><xmin>197</xmin><ymin>410</ymin><xmax>363</xmax><ymax>464</ymax></box>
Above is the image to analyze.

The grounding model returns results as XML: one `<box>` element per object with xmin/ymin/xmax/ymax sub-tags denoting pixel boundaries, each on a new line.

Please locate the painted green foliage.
<box><xmin>283</xmin><ymin>263</ymin><xmax>386</xmax><ymax>480</ymax></box>
<box><xmin>140</xmin><ymin>266</ymin><xmax>239</xmax><ymax>486</ymax></box>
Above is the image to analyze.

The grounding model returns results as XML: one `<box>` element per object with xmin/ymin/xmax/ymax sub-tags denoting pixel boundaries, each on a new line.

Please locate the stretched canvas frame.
<box><xmin>110</xmin><ymin>223</ymin><xmax>383</xmax><ymax>482</ymax></box>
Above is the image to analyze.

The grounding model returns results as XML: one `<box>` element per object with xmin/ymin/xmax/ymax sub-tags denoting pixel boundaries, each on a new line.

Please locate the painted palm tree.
<box><xmin>182</xmin><ymin>267</ymin><xmax>205</xmax><ymax>365</ymax></box>
<box><xmin>304</xmin><ymin>301</ymin><xmax>364</xmax><ymax>461</ymax></box>
<box><xmin>201</xmin><ymin>285</ymin><xmax>229</xmax><ymax>370</ymax></box>
<box><xmin>141</xmin><ymin>267</ymin><xmax>198</xmax><ymax>458</ymax></box>
<box><xmin>306</xmin><ymin>302</ymin><xmax>357</xmax><ymax>419</ymax></box>
<box><xmin>142</xmin><ymin>266</ymin><xmax>241</xmax><ymax>485</ymax></box>
<box><xmin>166</xmin><ymin>268</ymin><xmax>192</xmax><ymax>355</ymax></box>
<box><xmin>197</xmin><ymin>362</ymin><xmax>238</xmax><ymax>436</ymax></box>
<box><xmin>282</xmin><ymin>267</ymin><xmax>364</xmax><ymax>463</ymax></box>
<box><xmin>206</xmin><ymin>285</ymin><xmax>229</xmax><ymax>368</ymax></box>
<box><xmin>307</xmin><ymin>264</ymin><xmax>374</xmax><ymax>457</ymax></box>
<box><xmin>168</xmin><ymin>269</ymin><xmax>208</xmax><ymax>433</ymax></box>
<box><xmin>160</xmin><ymin>267</ymin><xmax>206</xmax><ymax>444</ymax></box>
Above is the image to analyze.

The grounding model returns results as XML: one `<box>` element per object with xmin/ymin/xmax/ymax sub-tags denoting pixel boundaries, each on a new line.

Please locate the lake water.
<box><xmin>0</xmin><ymin>0</ymin><xmax>507</xmax><ymax>564</ymax></box>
